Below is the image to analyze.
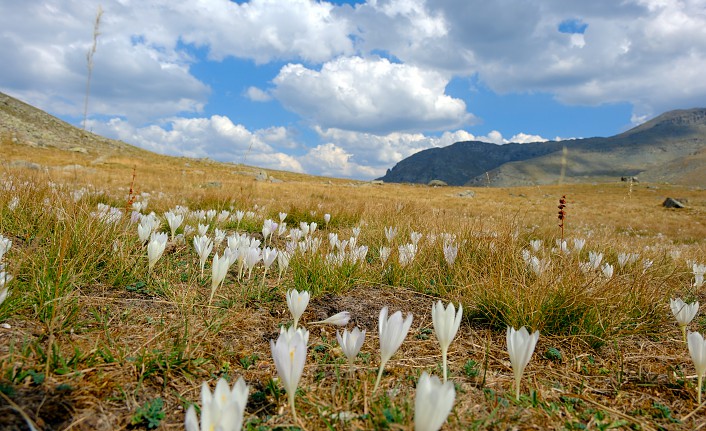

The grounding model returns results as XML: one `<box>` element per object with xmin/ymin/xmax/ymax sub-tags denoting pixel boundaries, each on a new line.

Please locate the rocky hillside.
<box><xmin>0</xmin><ymin>92</ymin><xmax>136</xmax><ymax>157</ymax></box>
<box><xmin>379</xmin><ymin>108</ymin><xmax>706</xmax><ymax>187</ymax></box>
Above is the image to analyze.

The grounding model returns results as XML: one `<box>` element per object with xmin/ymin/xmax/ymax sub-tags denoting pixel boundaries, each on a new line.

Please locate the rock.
<box><xmin>269</xmin><ymin>177</ymin><xmax>283</xmax><ymax>183</ymax></box>
<box><xmin>9</xmin><ymin>160</ymin><xmax>42</xmax><ymax>170</ymax></box>
<box><xmin>621</xmin><ymin>176</ymin><xmax>639</xmax><ymax>183</ymax></box>
<box><xmin>69</xmin><ymin>146</ymin><xmax>88</xmax><ymax>154</ymax></box>
<box><xmin>662</xmin><ymin>197</ymin><xmax>686</xmax><ymax>208</ymax></box>
<box><xmin>255</xmin><ymin>170</ymin><xmax>269</xmax><ymax>181</ymax></box>
<box><xmin>457</xmin><ymin>190</ymin><xmax>475</xmax><ymax>198</ymax></box>
<box><xmin>62</xmin><ymin>164</ymin><xmax>85</xmax><ymax>171</ymax></box>
<box><xmin>428</xmin><ymin>179</ymin><xmax>448</xmax><ymax>187</ymax></box>
<box><xmin>370</xmin><ymin>180</ymin><xmax>384</xmax><ymax>185</ymax></box>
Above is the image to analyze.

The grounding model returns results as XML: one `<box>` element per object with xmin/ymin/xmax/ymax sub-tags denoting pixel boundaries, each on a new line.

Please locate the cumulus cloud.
<box><xmin>299</xmin><ymin>144</ymin><xmax>381</xmax><ymax>179</ymax></box>
<box><xmin>86</xmin><ymin>115</ymin><xmax>304</xmax><ymax>173</ymax></box>
<box><xmin>175</xmin><ymin>0</ymin><xmax>354</xmax><ymax>63</ymax></box>
<box><xmin>345</xmin><ymin>0</ymin><xmax>706</xmax><ymax>119</ymax></box>
<box><xmin>88</xmin><ymin>113</ymin><xmax>549</xmax><ymax>180</ymax></box>
<box><xmin>309</xmin><ymin>127</ymin><xmax>547</xmax><ymax>178</ymax></box>
<box><xmin>0</xmin><ymin>2</ymin><xmax>209</xmax><ymax>122</ymax></box>
<box><xmin>272</xmin><ymin>56</ymin><xmax>474</xmax><ymax>134</ymax></box>
<box><xmin>245</xmin><ymin>87</ymin><xmax>272</xmax><ymax>102</ymax></box>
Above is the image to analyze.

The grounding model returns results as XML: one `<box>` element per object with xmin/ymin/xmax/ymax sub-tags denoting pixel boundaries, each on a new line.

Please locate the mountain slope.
<box><xmin>379</xmin><ymin>108</ymin><xmax>706</xmax><ymax>187</ymax></box>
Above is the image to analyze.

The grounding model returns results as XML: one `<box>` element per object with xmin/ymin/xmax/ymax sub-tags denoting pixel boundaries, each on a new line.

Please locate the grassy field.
<box><xmin>1</xmin><ymin>141</ymin><xmax>706</xmax><ymax>430</ymax></box>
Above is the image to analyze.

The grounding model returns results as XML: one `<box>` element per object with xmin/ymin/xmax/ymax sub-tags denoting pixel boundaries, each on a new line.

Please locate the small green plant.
<box><xmin>463</xmin><ymin>359</ymin><xmax>480</xmax><ymax>378</ymax></box>
<box><xmin>545</xmin><ymin>347</ymin><xmax>563</xmax><ymax>362</ymax></box>
<box><xmin>131</xmin><ymin>397</ymin><xmax>165</xmax><ymax>429</ymax></box>
<box><xmin>239</xmin><ymin>354</ymin><xmax>259</xmax><ymax>370</ymax></box>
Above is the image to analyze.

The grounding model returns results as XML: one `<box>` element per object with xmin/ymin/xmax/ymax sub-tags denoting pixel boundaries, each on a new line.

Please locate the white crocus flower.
<box><xmin>398</xmin><ymin>243</ymin><xmax>417</xmax><ymax>266</ymax></box>
<box><xmin>209</xmin><ymin>253</ymin><xmax>230</xmax><ymax>305</ymax></box>
<box><xmin>287</xmin><ymin>289</ymin><xmax>310</xmax><ymax>329</ymax></box>
<box><xmin>379</xmin><ymin>246</ymin><xmax>391</xmax><ymax>266</ymax></box>
<box><xmin>693</xmin><ymin>263</ymin><xmax>706</xmax><ymax>288</ymax></box>
<box><xmin>0</xmin><ymin>235</ymin><xmax>12</xmax><ymax>261</ymax></box>
<box><xmin>164</xmin><ymin>211</ymin><xmax>184</xmax><ymax>240</ymax></box>
<box><xmin>374</xmin><ymin>306</ymin><xmax>413</xmax><ymax>393</ymax></box>
<box><xmin>193</xmin><ymin>235</ymin><xmax>214</xmax><ymax>276</ymax></box>
<box><xmin>688</xmin><ymin>331</ymin><xmax>706</xmax><ymax>405</ymax></box>
<box><xmin>277</xmin><ymin>250</ymin><xmax>291</xmax><ymax>281</ymax></box>
<box><xmin>601</xmin><ymin>262</ymin><xmax>614</xmax><ymax>278</ymax></box>
<box><xmin>529</xmin><ymin>239</ymin><xmax>542</xmax><ymax>252</ymax></box>
<box><xmin>588</xmin><ymin>251</ymin><xmax>603</xmax><ymax>270</ymax></box>
<box><xmin>442</xmin><ymin>242</ymin><xmax>458</xmax><ymax>266</ymax></box>
<box><xmin>506</xmin><ymin>326</ymin><xmax>540</xmax><ymax>400</ymax></box>
<box><xmin>214</xmin><ymin>228</ymin><xmax>226</xmax><ymax>246</ymax></box>
<box><xmin>244</xmin><ymin>247</ymin><xmax>261</xmax><ymax>279</ymax></box>
<box><xmin>147</xmin><ymin>232</ymin><xmax>168</xmax><ymax>272</ymax></box>
<box><xmin>671</xmin><ymin>298</ymin><xmax>699</xmax><ymax>342</ymax></box>
<box><xmin>312</xmin><ymin>311</ymin><xmax>350</xmax><ymax>326</ymax></box>
<box><xmin>261</xmin><ymin>247</ymin><xmax>277</xmax><ymax>284</ymax></box>
<box><xmin>270</xmin><ymin>326</ymin><xmax>308</xmax><ymax>422</ymax></box>
<box><xmin>197</xmin><ymin>223</ymin><xmax>209</xmax><ymax>236</ymax></box>
<box><xmin>432</xmin><ymin>301</ymin><xmax>463</xmax><ymax>382</ymax></box>
<box><xmin>414</xmin><ymin>372</ymin><xmax>456</xmax><ymax>431</ymax></box>
<box><xmin>384</xmin><ymin>226</ymin><xmax>397</xmax><ymax>243</ymax></box>
<box><xmin>572</xmin><ymin>238</ymin><xmax>586</xmax><ymax>253</ymax></box>
<box><xmin>184</xmin><ymin>377</ymin><xmax>248</xmax><ymax>431</ymax></box>
<box><xmin>336</xmin><ymin>327</ymin><xmax>366</xmax><ymax>367</ymax></box>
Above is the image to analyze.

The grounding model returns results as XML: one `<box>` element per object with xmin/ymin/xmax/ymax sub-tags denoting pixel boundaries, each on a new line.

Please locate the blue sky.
<box><xmin>1</xmin><ymin>0</ymin><xmax>704</xmax><ymax>179</ymax></box>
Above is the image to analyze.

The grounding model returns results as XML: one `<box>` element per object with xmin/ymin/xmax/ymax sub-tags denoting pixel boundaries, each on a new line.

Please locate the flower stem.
<box><xmin>699</xmin><ymin>374</ymin><xmax>703</xmax><ymax>406</ymax></box>
<box><xmin>289</xmin><ymin>390</ymin><xmax>298</xmax><ymax>422</ymax></box>
<box><xmin>442</xmin><ymin>347</ymin><xmax>448</xmax><ymax>383</ymax></box>
<box><xmin>373</xmin><ymin>359</ymin><xmax>388</xmax><ymax>393</ymax></box>
<box><xmin>515</xmin><ymin>376</ymin><xmax>521</xmax><ymax>401</ymax></box>
<box><xmin>682</xmin><ymin>325</ymin><xmax>687</xmax><ymax>343</ymax></box>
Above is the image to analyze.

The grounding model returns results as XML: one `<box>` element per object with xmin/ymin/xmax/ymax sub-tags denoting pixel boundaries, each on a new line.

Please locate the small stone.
<box><xmin>1</xmin><ymin>323</ymin><xmax>10</xmax><ymax>329</ymax></box>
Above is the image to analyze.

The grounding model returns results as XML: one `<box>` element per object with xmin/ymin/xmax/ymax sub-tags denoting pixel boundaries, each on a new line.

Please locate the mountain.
<box><xmin>0</xmin><ymin>91</ymin><xmax>317</xmax><ymax>184</ymax></box>
<box><xmin>378</xmin><ymin>108</ymin><xmax>706</xmax><ymax>187</ymax></box>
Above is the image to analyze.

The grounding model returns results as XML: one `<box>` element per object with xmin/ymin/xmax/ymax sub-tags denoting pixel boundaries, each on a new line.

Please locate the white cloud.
<box><xmin>88</xmin><ymin>113</ymin><xmax>549</xmax><ymax>180</ymax></box>
<box><xmin>86</xmin><ymin>115</ymin><xmax>304</xmax><ymax>173</ymax></box>
<box><xmin>175</xmin><ymin>0</ymin><xmax>354</xmax><ymax>63</ymax></box>
<box><xmin>245</xmin><ymin>87</ymin><xmax>272</xmax><ymax>102</ymax></box>
<box><xmin>0</xmin><ymin>1</ymin><xmax>209</xmax><ymax>122</ymax></box>
<box><xmin>272</xmin><ymin>56</ymin><xmax>474</xmax><ymax>134</ymax></box>
<box><xmin>344</xmin><ymin>0</ymin><xmax>706</xmax><ymax>119</ymax></box>
<box><xmin>299</xmin><ymin>143</ymin><xmax>380</xmax><ymax>179</ymax></box>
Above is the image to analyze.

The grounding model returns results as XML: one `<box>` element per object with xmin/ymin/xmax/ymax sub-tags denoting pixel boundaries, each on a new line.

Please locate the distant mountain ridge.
<box><xmin>378</xmin><ymin>108</ymin><xmax>706</xmax><ymax>187</ymax></box>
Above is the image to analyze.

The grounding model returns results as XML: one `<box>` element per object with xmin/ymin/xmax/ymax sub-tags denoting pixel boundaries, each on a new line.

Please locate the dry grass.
<box><xmin>1</xmin><ymin>141</ymin><xmax>706</xmax><ymax>430</ymax></box>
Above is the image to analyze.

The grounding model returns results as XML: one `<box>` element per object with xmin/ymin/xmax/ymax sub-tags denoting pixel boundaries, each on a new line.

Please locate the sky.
<box><xmin>1</xmin><ymin>0</ymin><xmax>705</xmax><ymax>180</ymax></box>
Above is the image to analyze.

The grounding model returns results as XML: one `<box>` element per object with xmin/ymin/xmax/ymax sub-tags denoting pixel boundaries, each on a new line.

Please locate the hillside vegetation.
<box><xmin>380</xmin><ymin>108</ymin><xmax>706</xmax><ymax>187</ymax></box>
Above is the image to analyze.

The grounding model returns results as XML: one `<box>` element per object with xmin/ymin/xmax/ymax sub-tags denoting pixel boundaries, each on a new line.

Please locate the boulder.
<box><xmin>662</xmin><ymin>197</ymin><xmax>686</xmax><ymax>208</ymax></box>
<box><xmin>428</xmin><ymin>179</ymin><xmax>448</xmax><ymax>187</ymax></box>
<box><xmin>255</xmin><ymin>170</ymin><xmax>269</xmax><ymax>181</ymax></box>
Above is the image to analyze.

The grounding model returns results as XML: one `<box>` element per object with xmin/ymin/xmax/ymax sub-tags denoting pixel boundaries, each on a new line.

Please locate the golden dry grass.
<box><xmin>1</xmin><ymin>139</ymin><xmax>706</xmax><ymax>430</ymax></box>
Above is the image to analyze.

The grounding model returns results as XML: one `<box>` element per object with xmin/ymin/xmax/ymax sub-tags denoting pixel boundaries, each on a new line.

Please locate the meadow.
<box><xmin>1</xmin><ymin>148</ymin><xmax>705</xmax><ymax>430</ymax></box>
